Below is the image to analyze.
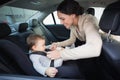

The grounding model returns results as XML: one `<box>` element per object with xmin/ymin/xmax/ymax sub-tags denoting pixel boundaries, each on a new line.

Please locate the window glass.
<box><xmin>53</xmin><ymin>11</ymin><xmax>60</xmax><ymax>24</ymax></box>
<box><xmin>43</xmin><ymin>11</ymin><xmax>61</xmax><ymax>25</ymax></box>
<box><xmin>43</xmin><ymin>14</ymin><xmax>54</xmax><ymax>25</ymax></box>
<box><xmin>93</xmin><ymin>7</ymin><xmax>105</xmax><ymax>22</ymax></box>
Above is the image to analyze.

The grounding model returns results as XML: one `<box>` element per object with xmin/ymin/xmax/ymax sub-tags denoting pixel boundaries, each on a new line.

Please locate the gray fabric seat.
<box><xmin>0</xmin><ymin>39</ymin><xmax>42</xmax><ymax>76</ymax></box>
<box><xmin>0</xmin><ymin>23</ymin><xmax>11</xmax><ymax>38</ymax></box>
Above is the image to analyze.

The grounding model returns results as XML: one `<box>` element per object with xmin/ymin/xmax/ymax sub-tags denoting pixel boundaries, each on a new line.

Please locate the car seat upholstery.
<box><xmin>0</xmin><ymin>39</ymin><xmax>42</xmax><ymax>76</ymax></box>
<box><xmin>0</xmin><ymin>23</ymin><xmax>47</xmax><ymax>76</ymax></box>
<box><xmin>0</xmin><ymin>22</ymin><xmax>32</xmax><ymax>53</ymax></box>
<box><xmin>0</xmin><ymin>23</ymin><xmax>11</xmax><ymax>38</ymax></box>
<box><xmin>0</xmin><ymin>23</ymin><xmax>21</xmax><ymax>47</ymax></box>
<box><xmin>99</xmin><ymin>1</ymin><xmax>120</xmax><ymax>80</ymax></box>
<box><xmin>31</xmin><ymin>19</ymin><xmax>45</xmax><ymax>37</ymax></box>
<box><xmin>17</xmin><ymin>23</ymin><xmax>33</xmax><ymax>52</ymax></box>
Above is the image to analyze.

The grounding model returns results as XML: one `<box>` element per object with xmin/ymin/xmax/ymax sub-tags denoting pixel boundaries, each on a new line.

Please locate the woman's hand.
<box><xmin>47</xmin><ymin>50</ymin><xmax>61</xmax><ymax>60</ymax></box>
<box><xmin>50</xmin><ymin>43</ymin><xmax>58</xmax><ymax>50</ymax></box>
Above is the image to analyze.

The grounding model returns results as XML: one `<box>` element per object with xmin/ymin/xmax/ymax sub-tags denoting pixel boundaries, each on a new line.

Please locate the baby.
<box><xmin>26</xmin><ymin>34</ymin><xmax>63</xmax><ymax>77</ymax></box>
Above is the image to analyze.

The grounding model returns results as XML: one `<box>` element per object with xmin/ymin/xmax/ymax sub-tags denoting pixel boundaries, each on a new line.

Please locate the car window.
<box><xmin>43</xmin><ymin>11</ymin><xmax>60</xmax><ymax>25</ymax></box>
<box><xmin>93</xmin><ymin>7</ymin><xmax>104</xmax><ymax>22</ymax></box>
<box><xmin>43</xmin><ymin>14</ymin><xmax>55</xmax><ymax>25</ymax></box>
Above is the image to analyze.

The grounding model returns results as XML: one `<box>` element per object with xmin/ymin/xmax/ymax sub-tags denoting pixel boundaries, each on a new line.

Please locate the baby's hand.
<box><xmin>45</xmin><ymin>67</ymin><xmax>58</xmax><ymax>77</ymax></box>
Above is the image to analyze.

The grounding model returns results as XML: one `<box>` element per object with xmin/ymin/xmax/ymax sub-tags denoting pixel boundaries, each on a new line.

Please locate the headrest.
<box><xmin>18</xmin><ymin>23</ymin><xmax>28</xmax><ymax>33</ymax></box>
<box><xmin>86</xmin><ymin>8</ymin><xmax>95</xmax><ymax>16</ymax></box>
<box><xmin>106</xmin><ymin>1</ymin><xmax>120</xmax><ymax>9</ymax></box>
<box><xmin>32</xmin><ymin>19</ymin><xmax>39</xmax><ymax>27</ymax></box>
<box><xmin>0</xmin><ymin>23</ymin><xmax>11</xmax><ymax>38</ymax></box>
<box><xmin>99</xmin><ymin>1</ymin><xmax>120</xmax><ymax>35</ymax></box>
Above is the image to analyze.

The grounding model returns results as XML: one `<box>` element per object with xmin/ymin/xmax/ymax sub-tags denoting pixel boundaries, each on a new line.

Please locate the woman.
<box><xmin>47</xmin><ymin>0</ymin><xmax>102</xmax><ymax>61</ymax></box>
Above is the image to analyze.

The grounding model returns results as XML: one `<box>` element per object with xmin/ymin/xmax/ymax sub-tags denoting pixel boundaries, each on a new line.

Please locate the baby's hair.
<box><xmin>27</xmin><ymin>34</ymin><xmax>45</xmax><ymax>49</ymax></box>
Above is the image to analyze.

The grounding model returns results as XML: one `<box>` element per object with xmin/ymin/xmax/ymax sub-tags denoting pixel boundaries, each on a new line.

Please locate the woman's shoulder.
<box><xmin>81</xmin><ymin>13</ymin><xmax>98</xmax><ymax>24</ymax></box>
<box><xmin>81</xmin><ymin>13</ymin><xmax>95</xmax><ymax>20</ymax></box>
<box><xmin>81</xmin><ymin>13</ymin><xmax>99</xmax><ymax>30</ymax></box>
<box><xmin>78</xmin><ymin>13</ymin><xmax>95</xmax><ymax>26</ymax></box>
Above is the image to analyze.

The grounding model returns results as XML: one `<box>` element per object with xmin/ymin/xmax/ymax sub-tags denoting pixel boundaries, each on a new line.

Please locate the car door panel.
<box><xmin>45</xmin><ymin>24</ymin><xmax>70</xmax><ymax>41</ymax></box>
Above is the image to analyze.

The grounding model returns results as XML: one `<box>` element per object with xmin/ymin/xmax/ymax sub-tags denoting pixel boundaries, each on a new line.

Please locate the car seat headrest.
<box><xmin>86</xmin><ymin>8</ymin><xmax>95</xmax><ymax>16</ymax></box>
<box><xmin>18</xmin><ymin>23</ymin><xmax>28</xmax><ymax>33</ymax></box>
<box><xmin>32</xmin><ymin>19</ymin><xmax>39</xmax><ymax>27</ymax></box>
<box><xmin>0</xmin><ymin>39</ymin><xmax>41</xmax><ymax>76</ymax></box>
<box><xmin>0</xmin><ymin>23</ymin><xmax>11</xmax><ymax>38</ymax></box>
<box><xmin>99</xmin><ymin>1</ymin><xmax>120</xmax><ymax>35</ymax></box>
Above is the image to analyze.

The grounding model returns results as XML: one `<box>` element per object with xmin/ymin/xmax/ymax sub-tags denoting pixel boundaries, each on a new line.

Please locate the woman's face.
<box><xmin>57</xmin><ymin>11</ymin><xmax>74</xmax><ymax>29</ymax></box>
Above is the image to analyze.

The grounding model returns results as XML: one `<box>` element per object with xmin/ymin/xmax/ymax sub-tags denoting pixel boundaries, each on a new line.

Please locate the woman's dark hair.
<box><xmin>57</xmin><ymin>0</ymin><xmax>84</xmax><ymax>16</ymax></box>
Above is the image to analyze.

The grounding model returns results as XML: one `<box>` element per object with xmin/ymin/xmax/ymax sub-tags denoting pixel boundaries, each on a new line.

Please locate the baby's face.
<box><xmin>33</xmin><ymin>39</ymin><xmax>45</xmax><ymax>51</ymax></box>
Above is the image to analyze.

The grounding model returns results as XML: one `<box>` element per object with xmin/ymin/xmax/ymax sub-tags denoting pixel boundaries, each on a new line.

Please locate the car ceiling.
<box><xmin>0</xmin><ymin>0</ymin><xmax>119</xmax><ymax>11</ymax></box>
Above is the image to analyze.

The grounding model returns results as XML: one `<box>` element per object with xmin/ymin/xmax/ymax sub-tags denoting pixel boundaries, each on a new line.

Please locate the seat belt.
<box><xmin>30</xmin><ymin>51</ymin><xmax>54</xmax><ymax>67</ymax></box>
<box><xmin>40</xmin><ymin>23</ymin><xmax>57</xmax><ymax>42</ymax></box>
<box><xmin>50</xmin><ymin>60</ymin><xmax>54</xmax><ymax>67</ymax></box>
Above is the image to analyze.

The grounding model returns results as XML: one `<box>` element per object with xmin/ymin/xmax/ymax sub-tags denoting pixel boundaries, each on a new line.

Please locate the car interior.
<box><xmin>0</xmin><ymin>0</ymin><xmax>120</xmax><ymax>80</ymax></box>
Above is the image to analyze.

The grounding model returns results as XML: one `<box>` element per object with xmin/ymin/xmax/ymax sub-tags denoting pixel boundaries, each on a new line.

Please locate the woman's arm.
<box><xmin>50</xmin><ymin>30</ymin><xmax>76</xmax><ymax>50</ymax></box>
<box><xmin>61</xmin><ymin>24</ymin><xmax>102</xmax><ymax>60</ymax></box>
